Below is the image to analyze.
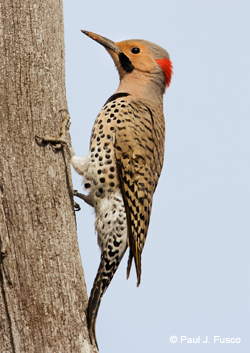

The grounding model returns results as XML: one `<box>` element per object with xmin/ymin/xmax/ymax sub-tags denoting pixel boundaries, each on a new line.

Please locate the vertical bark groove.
<box><xmin>0</xmin><ymin>256</ymin><xmax>15</xmax><ymax>352</ymax></box>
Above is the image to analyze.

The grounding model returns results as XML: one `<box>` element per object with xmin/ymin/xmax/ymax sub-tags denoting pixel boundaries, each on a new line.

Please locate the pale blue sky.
<box><xmin>63</xmin><ymin>1</ymin><xmax>250</xmax><ymax>352</ymax></box>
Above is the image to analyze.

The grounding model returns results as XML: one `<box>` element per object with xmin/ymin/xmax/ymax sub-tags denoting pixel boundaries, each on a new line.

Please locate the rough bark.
<box><xmin>0</xmin><ymin>0</ymin><xmax>93</xmax><ymax>352</ymax></box>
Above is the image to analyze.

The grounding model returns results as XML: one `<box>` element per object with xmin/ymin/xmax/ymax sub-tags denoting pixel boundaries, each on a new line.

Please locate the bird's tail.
<box><xmin>87</xmin><ymin>245</ymin><xmax>126</xmax><ymax>349</ymax></box>
<box><xmin>87</xmin><ymin>254</ymin><xmax>106</xmax><ymax>350</ymax></box>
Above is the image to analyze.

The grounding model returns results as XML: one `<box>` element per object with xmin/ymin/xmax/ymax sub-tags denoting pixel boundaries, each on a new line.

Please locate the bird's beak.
<box><xmin>81</xmin><ymin>30</ymin><xmax>122</xmax><ymax>54</ymax></box>
<box><xmin>81</xmin><ymin>30</ymin><xmax>134</xmax><ymax>73</ymax></box>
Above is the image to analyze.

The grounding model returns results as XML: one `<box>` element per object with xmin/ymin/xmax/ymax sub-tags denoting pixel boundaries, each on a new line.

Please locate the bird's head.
<box><xmin>81</xmin><ymin>30</ymin><xmax>173</xmax><ymax>101</ymax></box>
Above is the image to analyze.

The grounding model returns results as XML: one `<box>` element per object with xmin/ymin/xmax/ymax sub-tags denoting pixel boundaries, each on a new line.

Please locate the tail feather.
<box><xmin>87</xmin><ymin>248</ymin><xmax>124</xmax><ymax>349</ymax></box>
<box><xmin>87</xmin><ymin>257</ymin><xmax>105</xmax><ymax>350</ymax></box>
<box><xmin>126</xmin><ymin>251</ymin><xmax>133</xmax><ymax>280</ymax></box>
<box><xmin>126</xmin><ymin>248</ymin><xmax>141</xmax><ymax>287</ymax></box>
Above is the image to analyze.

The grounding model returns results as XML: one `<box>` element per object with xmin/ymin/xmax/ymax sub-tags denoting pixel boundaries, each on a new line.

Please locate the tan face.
<box><xmin>81</xmin><ymin>31</ymin><xmax>161</xmax><ymax>75</ymax></box>
<box><xmin>115</xmin><ymin>40</ymin><xmax>157</xmax><ymax>73</ymax></box>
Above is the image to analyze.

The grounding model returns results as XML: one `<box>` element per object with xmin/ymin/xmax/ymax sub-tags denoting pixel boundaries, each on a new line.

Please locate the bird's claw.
<box><xmin>35</xmin><ymin>110</ymin><xmax>71</xmax><ymax>149</ymax></box>
<box><xmin>73</xmin><ymin>189</ymin><xmax>94</xmax><ymax>207</ymax></box>
<box><xmin>74</xmin><ymin>200</ymin><xmax>81</xmax><ymax>211</ymax></box>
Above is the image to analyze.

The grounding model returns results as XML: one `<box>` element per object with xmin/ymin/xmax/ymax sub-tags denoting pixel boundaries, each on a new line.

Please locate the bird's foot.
<box><xmin>36</xmin><ymin>110</ymin><xmax>73</xmax><ymax>153</ymax></box>
<box><xmin>36</xmin><ymin>110</ymin><xmax>81</xmax><ymax>211</ymax></box>
<box><xmin>73</xmin><ymin>200</ymin><xmax>81</xmax><ymax>211</ymax></box>
<box><xmin>73</xmin><ymin>190</ymin><xmax>94</xmax><ymax>207</ymax></box>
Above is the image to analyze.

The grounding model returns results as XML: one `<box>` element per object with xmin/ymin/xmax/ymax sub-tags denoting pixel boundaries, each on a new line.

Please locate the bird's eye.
<box><xmin>131</xmin><ymin>47</ymin><xmax>140</xmax><ymax>54</ymax></box>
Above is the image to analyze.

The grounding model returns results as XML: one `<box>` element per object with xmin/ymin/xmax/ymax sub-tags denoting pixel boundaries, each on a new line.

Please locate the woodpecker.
<box><xmin>71</xmin><ymin>30</ymin><xmax>173</xmax><ymax>348</ymax></box>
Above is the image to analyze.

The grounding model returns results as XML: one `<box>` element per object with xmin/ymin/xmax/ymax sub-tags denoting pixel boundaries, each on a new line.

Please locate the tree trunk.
<box><xmin>0</xmin><ymin>0</ymin><xmax>93</xmax><ymax>351</ymax></box>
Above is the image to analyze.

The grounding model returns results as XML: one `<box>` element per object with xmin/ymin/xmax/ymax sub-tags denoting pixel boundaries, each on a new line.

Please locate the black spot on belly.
<box><xmin>108</xmin><ymin>246</ymin><xmax>119</xmax><ymax>257</ymax></box>
<box><xmin>95</xmin><ymin>190</ymin><xmax>102</xmax><ymax>197</ymax></box>
<box><xmin>114</xmin><ymin>239</ymin><xmax>122</xmax><ymax>247</ymax></box>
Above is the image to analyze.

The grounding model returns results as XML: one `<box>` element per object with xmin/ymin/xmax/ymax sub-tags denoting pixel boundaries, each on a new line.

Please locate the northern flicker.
<box><xmin>45</xmin><ymin>30</ymin><xmax>173</xmax><ymax>349</ymax></box>
<box><xmin>71</xmin><ymin>30</ymin><xmax>173</xmax><ymax>348</ymax></box>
